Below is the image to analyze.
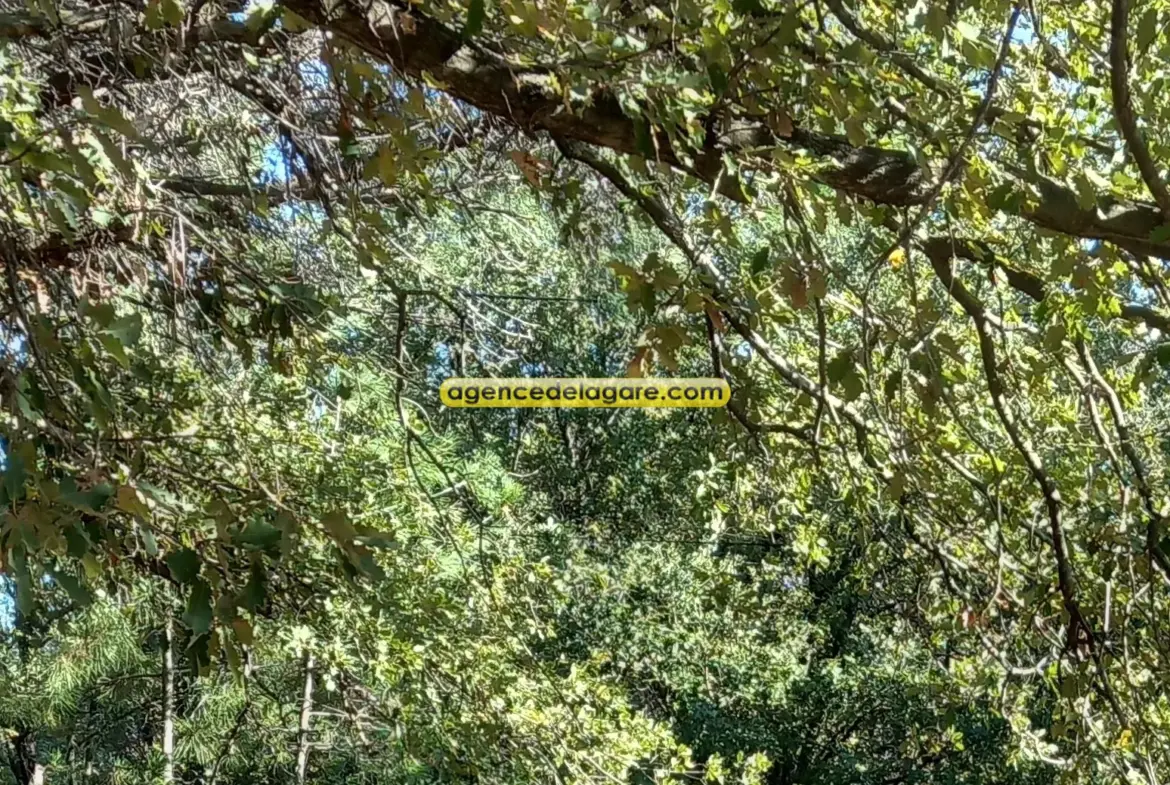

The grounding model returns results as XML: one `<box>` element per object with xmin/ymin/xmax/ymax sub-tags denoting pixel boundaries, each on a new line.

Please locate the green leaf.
<box><xmin>240</xmin><ymin>563</ymin><xmax>267</xmax><ymax>611</ymax></box>
<box><xmin>840</xmin><ymin>367</ymin><xmax>864</xmax><ymax>401</ymax></box>
<box><xmin>186</xmin><ymin>633</ymin><xmax>211</xmax><ymax>677</ymax></box>
<box><xmin>78</xmin><ymin>85</ymin><xmax>101</xmax><ymax>116</ymax></box>
<box><xmin>184</xmin><ymin>579</ymin><xmax>213</xmax><ymax>634</ymax></box>
<box><xmin>776</xmin><ymin>8</ymin><xmax>799</xmax><ymax>45</ymax></box>
<box><xmin>144</xmin><ymin>0</ymin><xmax>164</xmax><ymax>28</ymax></box>
<box><xmin>884</xmin><ymin>471</ymin><xmax>907</xmax><ymax>500</ymax></box>
<box><xmin>1044</xmin><ymin>322</ymin><xmax>1067</xmax><ymax>350</ymax></box>
<box><xmin>1149</xmin><ymin>224</ymin><xmax>1170</xmax><ymax>244</ymax></box>
<box><xmin>82</xmin><ymin>299</ymin><xmax>116</xmax><ymax>327</ymax></box>
<box><xmin>60</xmin><ymin>478</ymin><xmax>113</xmax><ymax>513</ymax></box>
<box><xmin>64</xmin><ymin>523</ymin><xmax>91</xmax><ymax>558</ymax></box>
<box><xmin>986</xmin><ymin>183</ymin><xmax>1020</xmax><ymax>213</ymax></box>
<box><xmin>10</xmin><ymin>544</ymin><xmax>35</xmax><ymax>610</ymax></box>
<box><xmin>840</xmin><ymin>40</ymin><xmax>875</xmax><ymax>66</ymax></box>
<box><xmin>81</xmin><ymin>554</ymin><xmax>102</xmax><ymax>580</ymax></box>
<box><xmin>955</xmin><ymin>20</ymin><xmax>980</xmax><ymax>40</ymax></box>
<box><xmin>884</xmin><ymin>369</ymin><xmax>903</xmax><ymax>403</ymax></box>
<box><xmin>105</xmin><ymin>313</ymin><xmax>143</xmax><ymax>347</ymax></box>
<box><xmin>281</xmin><ymin>8</ymin><xmax>311</xmax><ymax>32</ymax></box>
<box><xmin>1073</xmin><ymin>172</ymin><xmax>1097</xmax><ymax>211</ymax></box>
<box><xmin>45</xmin><ymin>199</ymin><xmax>75</xmax><ymax>239</ymax></box>
<box><xmin>232</xmin><ymin>617</ymin><xmax>255</xmax><ymax>646</ymax></box>
<box><xmin>633</xmin><ymin>118</ymin><xmax>655</xmax><ymax>159</ymax></box>
<box><xmin>91</xmin><ymin>130</ymin><xmax>135</xmax><ymax>179</ymax></box>
<box><xmin>807</xmin><ymin>268</ymin><xmax>827</xmax><ymax>299</ymax></box>
<box><xmin>24</xmin><ymin>150</ymin><xmax>74</xmax><ymax>176</ymax></box>
<box><xmin>750</xmin><ymin>247</ymin><xmax>771</xmax><ymax>276</ymax></box>
<box><xmin>115</xmin><ymin>485</ymin><xmax>151</xmax><ymax>519</ymax></box>
<box><xmin>2</xmin><ymin>451</ymin><xmax>27</xmax><ymax>500</ymax></box>
<box><xmin>955</xmin><ymin>38</ymin><xmax>989</xmax><ymax>69</ymax></box>
<box><xmin>80</xmin><ymin>86</ymin><xmax>140</xmax><ymax>139</ymax></box>
<box><xmin>609</xmin><ymin>262</ymin><xmax>640</xmax><ymax>281</ymax></box>
<box><xmin>59</xmin><ymin>130</ymin><xmax>97</xmax><ymax>187</ymax></box>
<box><xmin>464</xmin><ymin>0</ymin><xmax>485</xmax><ymax>38</ymax></box>
<box><xmin>1137</xmin><ymin>9</ymin><xmax>1159</xmax><ymax>52</ymax></box>
<box><xmin>51</xmin><ymin>569</ymin><xmax>93</xmax><ymax>607</ymax></box>
<box><xmin>374</xmin><ymin>145</ymin><xmax>397</xmax><ymax>186</ymax></box>
<box><xmin>1151</xmin><ymin>343</ymin><xmax>1170</xmax><ymax>370</ymax></box>
<box><xmin>237</xmin><ymin>518</ymin><xmax>283</xmax><ymax>549</ymax></box>
<box><xmin>85</xmin><ymin>370</ymin><xmax>114</xmax><ymax>423</ymax></box>
<box><xmin>167</xmin><ymin>548</ymin><xmax>200</xmax><ymax>584</ymax></box>
<box><xmin>827</xmin><ymin>349</ymin><xmax>855</xmax><ymax>383</ymax></box>
<box><xmin>14</xmin><ymin>567</ymin><xmax>35</xmax><ymax>616</ymax></box>
<box><xmin>245</xmin><ymin>2</ymin><xmax>275</xmax><ymax>30</ymax></box>
<box><xmin>161</xmin><ymin>0</ymin><xmax>185</xmax><ymax>26</ymax></box>
<box><xmin>924</xmin><ymin>5</ymin><xmax>949</xmax><ymax>38</ymax></box>
<box><xmin>98</xmin><ymin>334</ymin><xmax>130</xmax><ymax>368</ymax></box>
<box><xmin>844</xmin><ymin>117</ymin><xmax>866</xmax><ymax>147</ymax></box>
<box><xmin>349</xmin><ymin>546</ymin><xmax>386</xmax><ymax>580</ymax></box>
<box><xmin>707</xmin><ymin>63</ymin><xmax>728</xmax><ymax>94</ymax></box>
<box><xmin>140</xmin><ymin>527</ymin><xmax>159</xmax><ymax>558</ymax></box>
<box><xmin>98</xmin><ymin>106</ymin><xmax>140</xmax><ymax>139</ymax></box>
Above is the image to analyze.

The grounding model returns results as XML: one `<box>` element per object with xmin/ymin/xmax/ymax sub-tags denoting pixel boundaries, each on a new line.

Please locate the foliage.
<box><xmin>2</xmin><ymin>0</ymin><xmax>1170</xmax><ymax>783</ymax></box>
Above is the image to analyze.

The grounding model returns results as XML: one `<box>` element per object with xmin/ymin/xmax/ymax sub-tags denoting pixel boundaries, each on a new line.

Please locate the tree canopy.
<box><xmin>3</xmin><ymin>0</ymin><xmax>1170</xmax><ymax>782</ymax></box>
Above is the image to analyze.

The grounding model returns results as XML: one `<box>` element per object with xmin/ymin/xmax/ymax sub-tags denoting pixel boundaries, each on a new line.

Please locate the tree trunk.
<box><xmin>162</xmin><ymin>614</ymin><xmax>175</xmax><ymax>784</ymax></box>
<box><xmin>8</xmin><ymin>731</ymin><xmax>45</xmax><ymax>785</ymax></box>
<box><xmin>8</xmin><ymin>595</ymin><xmax>44</xmax><ymax>785</ymax></box>
<box><xmin>67</xmin><ymin>730</ymin><xmax>77</xmax><ymax>785</ymax></box>
<box><xmin>295</xmin><ymin>651</ymin><xmax>315</xmax><ymax>785</ymax></box>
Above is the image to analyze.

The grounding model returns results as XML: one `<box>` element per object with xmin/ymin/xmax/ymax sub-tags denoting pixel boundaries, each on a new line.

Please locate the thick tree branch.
<box><xmin>1109</xmin><ymin>0</ymin><xmax>1170</xmax><ymax>221</ymax></box>
<box><xmin>158</xmin><ymin>176</ymin><xmax>310</xmax><ymax>200</ymax></box>
<box><xmin>281</xmin><ymin>0</ymin><xmax>1170</xmax><ymax>262</ymax></box>
<box><xmin>281</xmin><ymin>0</ymin><xmax>931</xmax><ymax>205</ymax></box>
<box><xmin>920</xmin><ymin>237</ymin><xmax>1170</xmax><ymax>333</ymax></box>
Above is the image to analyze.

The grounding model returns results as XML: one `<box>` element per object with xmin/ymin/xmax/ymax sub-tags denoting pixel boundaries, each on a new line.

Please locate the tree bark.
<box><xmin>8</xmin><ymin>731</ymin><xmax>44</xmax><ymax>785</ymax></box>
<box><xmin>162</xmin><ymin>614</ymin><xmax>176</xmax><ymax>784</ymax></box>
<box><xmin>295</xmin><ymin>651</ymin><xmax>316</xmax><ymax>785</ymax></box>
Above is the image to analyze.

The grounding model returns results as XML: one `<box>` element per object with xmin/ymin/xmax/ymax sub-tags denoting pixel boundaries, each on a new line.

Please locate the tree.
<box><xmin>4</xmin><ymin>0</ymin><xmax>1170</xmax><ymax>782</ymax></box>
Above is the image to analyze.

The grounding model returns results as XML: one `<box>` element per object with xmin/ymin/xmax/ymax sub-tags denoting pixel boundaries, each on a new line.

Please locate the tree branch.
<box><xmin>822</xmin><ymin>0</ymin><xmax>952</xmax><ymax>97</ymax></box>
<box><xmin>281</xmin><ymin>0</ymin><xmax>1170</xmax><ymax>261</ymax></box>
<box><xmin>919</xmin><ymin>237</ymin><xmax>1170</xmax><ymax>333</ymax></box>
<box><xmin>554</xmin><ymin>137</ymin><xmax>886</xmax><ymax>469</ymax></box>
<box><xmin>923</xmin><ymin>238</ymin><xmax>1129</xmax><ymax>727</ymax></box>
<box><xmin>1074</xmin><ymin>339</ymin><xmax>1170</xmax><ymax>583</ymax></box>
<box><xmin>1109</xmin><ymin>0</ymin><xmax>1170</xmax><ymax>221</ymax></box>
